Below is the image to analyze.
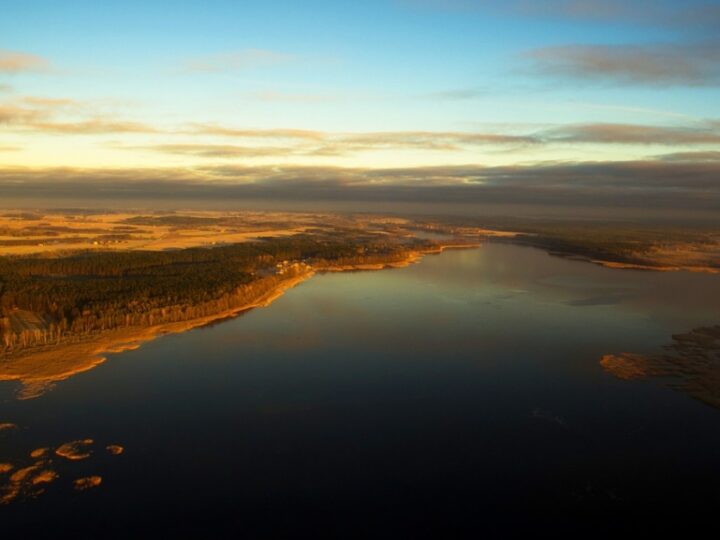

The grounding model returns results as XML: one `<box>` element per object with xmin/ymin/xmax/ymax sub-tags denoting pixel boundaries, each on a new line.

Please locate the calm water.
<box><xmin>2</xmin><ymin>243</ymin><xmax>720</xmax><ymax>537</ymax></box>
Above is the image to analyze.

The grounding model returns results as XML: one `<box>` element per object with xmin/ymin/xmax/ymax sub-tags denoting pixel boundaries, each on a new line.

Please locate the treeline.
<box><xmin>418</xmin><ymin>216</ymin><xmax>719</xmax><ymax>267</ymax></box>
<box><xmin>511</xmin><ymin>234</ymin><xmax>647</xmax><ymax>264</ymax></box>
<box><xmin>0</xmin><ymin>273</ymin><xmax>288</xmax><ymax>351</ymax></box>
<box><xmin>0</xmin><ymin>236</ymin><xmax>422</xmax><ymax>354</ymax></box>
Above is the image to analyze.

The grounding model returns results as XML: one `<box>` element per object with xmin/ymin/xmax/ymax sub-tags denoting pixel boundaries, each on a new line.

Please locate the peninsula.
<box><xmin>2</xmin><ymin>209</ymin><xmax>718</xmax><ymax>399</ymax></box>
<box><xmin>0</xmin><ymin>210</ymin><xmax>481</xmax><ymax>399</ymax></box>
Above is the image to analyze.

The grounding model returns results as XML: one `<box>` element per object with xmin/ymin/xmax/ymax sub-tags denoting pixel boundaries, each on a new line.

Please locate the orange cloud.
<box><xmin>0</xmin><ymin>50</ymin><xmax>50</xmax><ymax>73</ymax></box>
<box><xmin>186</xmin><ymin>123</ymin><xmax>324</xmax><ymax>140</ymax></box>
<box><xmin>0</xmin><ymin>104</ymin><xmax>44</xmax><ymax>124</ymax></box>
<box><xmin>20</xmin><ymin>96</ymin><xmax>77</xmax><ymax>107</ymax></box>
<box><xmin>543</xmin><ymin>123</ymin><xmax>720</xmax><ymax>144</ymax></box>
<box><xmin>30</xmin><ymin>119</ymin><xmax>158</xmax><ymax>134</ymax></box>
<box><xmin>144</xmin><ymin>144</ymin><xmax>292</xmax><ymax>157</ymax></box>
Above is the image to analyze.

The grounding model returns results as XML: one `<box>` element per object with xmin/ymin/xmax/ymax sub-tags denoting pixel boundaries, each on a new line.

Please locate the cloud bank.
<box><xmin>2</xmin><ymin>159</ymin><xmax>718</xmax><ymax>214</ymax></box>
<box><xmin>526</xmin><ymin>42</ymin><xmax>720</xmax><ymax>86</ymax></box>
<box><xmin>406</xmin><ymin>1</ymin><xmax>720</xmax><ymax>30</ymax></box>
<box><xmin>4</xmin><ymin>91</ymin><xmax>720</xmax><ymax>155</ymax></box>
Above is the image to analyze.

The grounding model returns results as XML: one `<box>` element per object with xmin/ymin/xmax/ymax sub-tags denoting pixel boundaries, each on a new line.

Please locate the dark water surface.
<box><xmin>2</xmin><ymin>243</ymin><xmax>720</xmax><ymax>537</ymax></box>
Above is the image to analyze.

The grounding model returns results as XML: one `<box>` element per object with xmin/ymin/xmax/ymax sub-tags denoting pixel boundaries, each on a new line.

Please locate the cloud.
<box><xmin>135</xmin><ymin>129</ymin><xmax>539</xmax><ymax>158</ymax></box>
<box><xmin>28</xmin><ymin>119</ymin><xmax>158</xmax><ymax>134</ymax></box>
<box><xmin>0</xmin><ymin>104</ymin><xmax>43</xmax><ymax>124</ymax></box>
<box><xmin>517</xmin><ymin>0</ymin><xmax>644</xmax><ymax>20</ymax></box>
<box><xmin>0</xmin><ymin>50</ymin><xmax>50</xmax><ymax>74</ymax></box>
<box><xmin>403</xmin><ymin>1</ymin><xmax>720</xmax><ymax>30</ymax></box>
<box><xmin>4</xmin><ymin>94</ymin><xmax>720</xmax><ymax>151</ymax></box>
<box><xmin>143</xmin><ymin>144</ymin><xmax>292</xmax><ymax>158</ymax></box>
<box><xmin>542</xmin><ymin>123</ymin><xmax>720</xmax><ymax>144</ymax></box>
<box><xmin>0</xmin><ymin>95</ymin><xmax>76</xmax><ymax>125</ymax></box>
<box><xmin>19</xmin><ymin>96</ymin><xmax>77</xmax><ymax>107</ymax></box>
<box><xmin>183</xmin><ymin>122</ymin><xmax>720</xmax><ymax>152</ymax></box>
<box><xmin>181</xmin><ymin>49</ymin><xmax>294</xmax><ymax>73</ymax></box>
<box><xmin>2</xmin><ymin>158</ymin><xmax>719</xmax><ymax>212</ymax></box>
<box><xmin>0</xmin><ymin>94</ymin><xmax>159</xmax><ymax>134</ymax></box>
<box><xmin>672</xmin><ymin>3</ymin><xmax>720</xmax><ymax>30</ymax></box>
<box><xmin>1</xmin><ymin>95</ymin><xmax>76</xmax><ymax>117</ymax></box>
<box><xmin>173</xmin><ymin>126</ymin><xmax>539</xmax><ymax>156</ymax></box>
<box><xmin>186</xmin><ymin>123</ymin><xmax>325</xmax><ymax>140</ymax></box>
<box><xmin>525</xmin><ymin>42</ymin><xmax>720</xmax><ymax>86</ymax></box>
<box><xmin>571</xmin><ymin>102</ymin><xmax>696</xmax><ymax>121</ymax></box>
<box><xmin>655</xmin><ymin>151</ymin><xmax>720</xmax><ymax>162</ymax></box>
<box><xmin>0</xmin><ymin>95</ymin><xmax>158</xmax><ymax>134</ymax></box>
<box><xmin>407</xmin><ymin>0</ymin><xmax>636</xmax><ymax>16</ymax></box>
<box><xmin>335</xmin><ymin>131</ymin><xmax>538</xmax><ymax>151</ymax></box>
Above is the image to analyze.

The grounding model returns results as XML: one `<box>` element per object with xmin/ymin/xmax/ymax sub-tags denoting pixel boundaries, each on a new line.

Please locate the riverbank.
<box><xmin>545</xmin><ymin>252</ymin><xmax>720</xmax><ymax>274</ymax></box>
<box><xmin>0</xmin><ymin>271</ymin><xmax>315</xmax><ymax>400</ymax></box>
<box><xmin>499</xmin><ymin>236</ymin><xmax>720</xmax><ymax>275</ymax></box>
<box><xmin>1</xmin><ymin>245</ymin><xmax>476</xmax><ymax>400</ymax></box>
<box><xmin>317</xmin><ymin>244</ymin><xmax>479</xmax><ymax>272</ymax></box>
<box><xmin>590</xmin><ymin>259</ymin><xmax>720</xmax><ymax>274</ymax></box>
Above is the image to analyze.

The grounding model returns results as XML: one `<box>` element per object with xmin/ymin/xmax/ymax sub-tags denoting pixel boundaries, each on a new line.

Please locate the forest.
<box><xmin>0</xmin><ymin>235</ymin><xmax>425</xmax><ymax>354</ymax></box>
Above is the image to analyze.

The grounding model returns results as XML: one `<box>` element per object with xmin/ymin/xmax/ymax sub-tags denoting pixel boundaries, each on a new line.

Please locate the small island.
<box><xmin>602</xmin><ymin>325</ymin><xmax>720</xmax><ymax>408</ymax></box>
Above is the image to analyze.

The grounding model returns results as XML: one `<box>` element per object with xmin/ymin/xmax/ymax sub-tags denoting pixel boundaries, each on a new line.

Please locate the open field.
<box><xmin>0</xmin><ymin>210</ymin><xmax>336</xmax><ymax>255</ymax></box>
<box><xmin>0</xmin><ymin>210</ymin><xmax>516</xmax><ymax>257</ymax></box>
<box><xmin>3</xmin><ymin>210</ymin><xmax>717</xmax><ymax>274</ymax></box>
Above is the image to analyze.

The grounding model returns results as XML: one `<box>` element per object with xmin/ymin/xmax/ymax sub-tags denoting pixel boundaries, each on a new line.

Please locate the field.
<box><xmin>0</xmin><ymin>210</ymin><xmax>354</xmax><ymax>255</ymax></box>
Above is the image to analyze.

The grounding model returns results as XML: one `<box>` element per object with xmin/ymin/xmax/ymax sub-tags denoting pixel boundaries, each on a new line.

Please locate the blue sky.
<box><xmin>1</xmin><ymin>0</ymin><xmax>720</xmax><ymax>212</ymax></box>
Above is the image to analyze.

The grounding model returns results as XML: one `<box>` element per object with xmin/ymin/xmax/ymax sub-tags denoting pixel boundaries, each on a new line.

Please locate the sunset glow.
<box><xmin>2</xmin><ymin>1</ymin><xmax>720</xmax><ymax>213</ymax></box>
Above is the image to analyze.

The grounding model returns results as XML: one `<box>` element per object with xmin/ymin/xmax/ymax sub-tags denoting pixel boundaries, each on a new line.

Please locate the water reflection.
<box><xmin>2</xmin><ymin>243</ymin><xmax>720</xmax><ymax>534</ymax></box>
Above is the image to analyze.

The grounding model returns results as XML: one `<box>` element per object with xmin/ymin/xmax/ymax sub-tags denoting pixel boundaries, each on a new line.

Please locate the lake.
<box><xmin>2</xmin><ymin>242</ymin><xmax>720</xmax><ymax>537</ymax></box>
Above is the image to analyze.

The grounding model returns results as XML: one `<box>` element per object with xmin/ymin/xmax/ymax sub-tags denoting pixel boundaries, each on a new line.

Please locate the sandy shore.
<box><xmin>0</xmin><ymin>271</ymin><xmax>315</xmax><ymax>400</ymax></box>
<box><xmin>318</xmin><ymin>253</ymin><xmax>423</xmax><ymax>272</ymax></box>
<box><xmin>0</xmin><ymin>244</ymin><xmax>478</xmax><ymax>399</ymax></box>
<box><xmin>547</xmin><ymin>251</ymin><xmax>720</xmax><ymax>274</ymax></box>
<box><xmin>318</xmin><ymin>244</ymin><xmax>479</xmax><ymax>272</ymax></box>
<box><xmin>601</xmin><ymin>325</ymin><xmax>720</xmax><ymax>409</ymax></box>
<box><xmin>591</xmin><ymin>259</ymin><xmax>720</xmax><ymax>274</ymax></box>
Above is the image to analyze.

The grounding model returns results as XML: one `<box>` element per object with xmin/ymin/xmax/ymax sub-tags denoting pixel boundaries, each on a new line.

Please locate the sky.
<box><xmin>1</xmin><ymin>0</ymin><xmax>720</xmax><ymax>216</ymax></box>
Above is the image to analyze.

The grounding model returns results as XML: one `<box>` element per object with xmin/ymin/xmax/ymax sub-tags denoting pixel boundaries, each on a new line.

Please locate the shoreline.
<box><xmin>0</xmin><ymin>271</ymin><xmax>316</xmax><ymax>400</ymax></box>
<box><xmin>499</xmin><ymin>240</ymin><xmax>720</xmax><ymax>274</ymax></box>
<box><xmin>589</xmin><ymin>259</ymin><xmax>720</xmax><ymax>274</ymax></box>
<box><xmin>556</xmin><ymin>253</ymin><xmax>720</xmax><ymax>274</ymax></box>
<box><xmin>0</xmin><ymin>244</ymin><xmax>477</xmax><ymax>400</ymax></box>
<box><xmin>493</xmin><ymin>237</ymin><xmax>720</xmax><ymax>275</ymax></box>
